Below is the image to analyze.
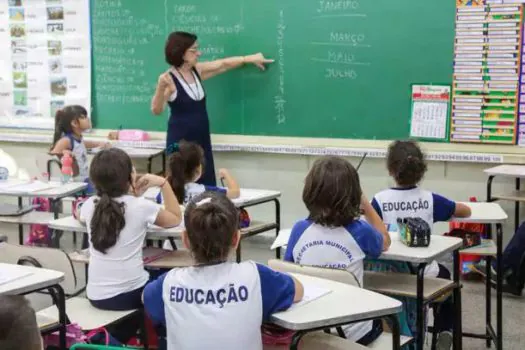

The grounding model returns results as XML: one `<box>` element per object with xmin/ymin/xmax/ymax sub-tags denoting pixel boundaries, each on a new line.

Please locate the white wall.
<box><xmin>0</xmin><ymin>141</ymin><xmax>521</xmax><ymax>246</ymax></box>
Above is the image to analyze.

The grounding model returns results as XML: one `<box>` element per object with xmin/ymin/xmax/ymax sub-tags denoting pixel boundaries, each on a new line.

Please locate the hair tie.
<box><xmin>195</xmin><ymin>198</ymin><xmax>212</xmax><ymax>207</ymax></box>
<box><xmin>166</xmin><ymin>142</ymin><xmax>179</xmax><ymax>154</ymax></box>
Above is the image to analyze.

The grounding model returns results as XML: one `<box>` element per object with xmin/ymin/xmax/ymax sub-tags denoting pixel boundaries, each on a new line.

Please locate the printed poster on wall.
<box><xmin>409</xmin><ymin>84</ymin><xmax>451</xmax><ymax>142</ymax></box>
<box><xmin>0</xmin><ymin>0</ymin><xmax>90</xmax><ymax>129</ymax></box>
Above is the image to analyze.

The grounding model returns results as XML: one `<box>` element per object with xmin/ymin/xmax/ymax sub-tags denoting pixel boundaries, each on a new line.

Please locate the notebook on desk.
<box><xmin>289</xmin><ymin>281</ymin><xmax>332</xmax><ymax>310</ymax></box>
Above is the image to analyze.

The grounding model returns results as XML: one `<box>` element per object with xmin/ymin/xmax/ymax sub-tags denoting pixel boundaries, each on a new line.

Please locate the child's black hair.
<box><xmin>0</xmin><ymin>295</ymin><xmax>42</xmax><ymax>350</ymax></box>
<box><xmin>51</xmin><ymin>105</ymin><xmax>88</xmax><ymax>150</ymax></box>
<box><xmin>184</xmin><ymin>191</ymin><xmax>239</xmax><ymax>264</ymax></box>
<box><xmin>303</xmin><ymin>156</ymin><xmax>362</xmax><ymax>227</ymax></box>
<box><xmin>387</xmin><ymin>140</ymin><xmax>427</xmax><ymax>187</ymax></box>
<box><xmin>168</xmin><ymin>140</ymin><xmax>205</xmax><ymax>203</ymax></box>
<box><xmin>89</xmin><ymin>148</ymin><xmax>133</xmax><ymax>253</ymax></box>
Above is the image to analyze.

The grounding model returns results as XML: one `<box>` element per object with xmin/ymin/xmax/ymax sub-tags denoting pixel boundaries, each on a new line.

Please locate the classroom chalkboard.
<box><xmin>91</xmin><ymin>0</ymin><xmax>455</xmax><ymax>140</ymax></box>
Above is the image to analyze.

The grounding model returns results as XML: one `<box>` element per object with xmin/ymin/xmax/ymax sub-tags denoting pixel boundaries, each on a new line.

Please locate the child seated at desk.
<box><xmin>156</xmin><ymin>140</ymin><xmax>240</xmax><ymax>205</ymax></box>
<box><xmin>284</xmin><ymin>156</ymin><xmax>390</xmax><ymax>345</ymax></box>
<box><xmin>143</xmin><ymin>191</ymin><xmax>303</xmax><ymax>350</ymax></box>
<box><xmin>370</xmin><ymin>140</ymin><xmax>471</xmax><ymax>349</ymax></box>
<box><xmin>79</xmin><ymin>148</ymin><xmax>182</xmax><ymax>343</ymax></box>
<box><xmin>49</xmin><ymin>105</ymin><xmax>109</xmax><ymax>192</ymax></box>
<box><xmin>0</xmin><ymin>295</ymin><xmax>42</xmax><ymax>350</ymax></box>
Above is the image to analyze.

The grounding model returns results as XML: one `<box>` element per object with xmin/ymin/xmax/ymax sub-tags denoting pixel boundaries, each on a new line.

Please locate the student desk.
<box><xmin>0</xmin><ymin>263</ymin><xmax>66</xmax><ymax>349</ymax></box>
<box><xmin>0</xmin><ymin>180</ymin><xmax>87</xmax><ymax>245</ymax></box>
<box><xmin>484</xmin><ymin>164</ymin><xmax>525</xmax><ymax>232</ymax></box>
<box><xmin>454</xmin><ymin>202</ymin><xmax>507</xmax><ymax>350</ymax></box>
<box><xmin>49</xmin><ymin>215</ymin><xmax>274</xmax><ymax>262</ymax></box>
<box><xmin>144</xmin><ymin>188</ymin><xmax>283</xmax><ymax>260</ymax></box>
<box><xmin>271</xmin><ymin>273</ymin><xmax>403</xmax><ymax>350</ymax></box>
<box><xmin>90</xmin><ymin>146</ymin><xmax>166</xmax><ymax>175</ymax></box>
<box><xmin>369</xmin><ymin>232</ymin><xmax>463</xmax><ymax>350</ymax></box>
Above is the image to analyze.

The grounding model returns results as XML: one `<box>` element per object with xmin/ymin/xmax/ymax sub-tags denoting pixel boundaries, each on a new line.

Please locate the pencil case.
<box><xmin>109</xmin><ymin>130</ymin><xmax>150</xmax><ymax>141</ymax></box>
<box><xmin>397</xmin><ymin>217</ymin><xmax>431</xmax><ymax>247</ymax></box>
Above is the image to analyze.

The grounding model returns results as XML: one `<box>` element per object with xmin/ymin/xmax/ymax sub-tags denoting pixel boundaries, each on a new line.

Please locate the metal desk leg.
<box><xmin>50</xmin><ymin>199</ymin><xmax>62</xmax><ymax>248</ymax></box>
<box><xmin>453</xmin><ymin>250</ymin><xmax>463</xmax><ymax>350</ymax></box>
<box><xmin>162</xmin><ymin>151</ymin><xmax>166</xmax><ymax>175</ymax></box>
<box><xmin>486</xmin><ymin>175</ymin><xmax>495</xmax><ymax>239</ymax></box>
<box><xmin>290</xmin><ymin>331</ymin><xmax>305</xmax><ymax>350</ymax></box>
<box><xmin>496</xmin><ymin>223</ymin><xmax>503</xmax><ymax>350</ymax></box>
<box><xmin>17</xmin><ymin>197</ymin><xmax>23</xmax><ymax>244</ymax></box>
<box><xmin>486</xmin><ymin>254</ymin><xmax>492</xmax><ymax>348</ymax></box>
<box><xmin>516</xmin><ymin>178</ymin><xmax>520</xmax><ymax>233</ymax></box>
<box><xmin>387</xmin><ymin>314</ymin><xmax>401</xmax><ymax>350</ymax></box>
<box><xmin>56</xmin><ymin>284</ymin><xmax>67</xmax><ymax>350</ymax></box>
<box><xmin>416</xmin><ymin>263</ymin><xmax>427</xmax><ymax>350</ymax></box>
<box><xmin>274</xmin><ymin>199</ymin><xmax>281</xmax><ymax>259</ymax></box>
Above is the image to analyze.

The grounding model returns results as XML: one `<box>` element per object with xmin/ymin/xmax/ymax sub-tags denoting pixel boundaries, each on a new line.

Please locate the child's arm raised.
<box><xmin>361</xmin><ymin>194</ymin><xmax>391</xmax><ymax>250</ymax></box>
<box><xmin>136</xmin><ymin>174</ymin><xmax>182</xmax><ymax>227</ymax></box>
<box><xmin>218</xmin><ymin>168</ymin><xmax>240</xmax><ymax>199</ymax></box>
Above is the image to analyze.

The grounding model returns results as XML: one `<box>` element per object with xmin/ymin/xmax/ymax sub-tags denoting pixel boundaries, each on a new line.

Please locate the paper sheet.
<box><xmin>289</xmin><ymin>281</ymin><xmax>332</xmax><ymax>310</ymax></box>
<box><xmin>271</xmin><ymin>229</ymin><xmax>292</xmax><ymax>250</ymax></box>
<box><xmin>0</xmin><ymin>264</ymin><xmax>33</xmax><ymax>286</ymax></box>
<box><xmin>2</xmin><ymin>180</ymin><xmax>53</xmax><ymax>193</ymax></box>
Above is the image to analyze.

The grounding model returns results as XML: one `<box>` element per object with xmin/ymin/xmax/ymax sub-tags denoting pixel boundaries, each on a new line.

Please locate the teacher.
<box><xmin>151</xmin><ymin>31</ymin><xmax>273</xmax><ymax>186</ymax></box>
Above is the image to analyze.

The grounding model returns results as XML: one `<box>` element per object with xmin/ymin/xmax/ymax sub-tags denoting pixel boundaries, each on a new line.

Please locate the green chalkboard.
<box><xmin>91</xmin><ymin>0</ymin><xmax>455</xmax><ymax>140</ymax></box>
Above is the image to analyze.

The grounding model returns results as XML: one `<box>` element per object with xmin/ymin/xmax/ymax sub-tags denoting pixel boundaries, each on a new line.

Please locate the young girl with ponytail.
<box><xmin>79</xmin><ymin>148</ymin><xmax>182</xmax><ymax>313</ymax></box>
<box><xmin>49</xmin><ymin>105</ymin><xmax>108</xmax><ymax>184</ymax></box>
<box><xmin>157</xmin><ymin>140</ymin><xmax>240</xmax><ymax>205</ymax></box>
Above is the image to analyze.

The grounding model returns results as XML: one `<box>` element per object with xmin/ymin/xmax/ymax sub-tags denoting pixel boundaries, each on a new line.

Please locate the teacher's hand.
<box><xmin>245</xmin><ymin>53</ymin><xmax>274</xmax><ymax>71</ymax></box>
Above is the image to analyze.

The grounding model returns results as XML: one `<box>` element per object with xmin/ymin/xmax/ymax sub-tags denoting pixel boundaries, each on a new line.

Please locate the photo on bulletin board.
<box><xmin>409</xmin><ymin>84</ymin><xmax>451</xmax><ymax>142</ymax></box>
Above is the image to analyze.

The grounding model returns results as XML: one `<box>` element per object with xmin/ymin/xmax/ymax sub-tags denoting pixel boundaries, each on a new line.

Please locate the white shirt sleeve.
<box><xmin>139</xmin><ymin>197</ymin><xmax>162</xmax><ymax>226</ymax></box>
<box><xmin>79</xmin><ymin>197</ymin><xmax>94</xmax><ymax>222</ymax></box>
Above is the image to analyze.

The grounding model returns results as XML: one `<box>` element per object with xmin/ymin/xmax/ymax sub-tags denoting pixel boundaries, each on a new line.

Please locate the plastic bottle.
<box><xmin>61</xmin><ymin>153</ymin><xmax>73</xmax><ymax>184</ymax></box>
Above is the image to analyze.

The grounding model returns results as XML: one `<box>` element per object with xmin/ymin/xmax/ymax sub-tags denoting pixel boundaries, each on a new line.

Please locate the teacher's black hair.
<box><xmin>387</xmin><ymin>140</ymin><xmax>427</xmax><ymax>187</ymax></box>
<box><xmin>168</xmin><ymin>140</ymin><xmax>205</xmax><ymax>203</ymax></box>
<box><xmin>89</xmin><ymin>148</ymin><xmax>134</xmax><ymax>254</ymax></box>
<box><xmin>165</xmin><ymin>31</ymin><xmax>197</xmax><ymax>67</ymax></box>
<box><xmin>303</xmin><ymin>156</ymin><xmax>362</xmax><ymax>227</ymax></box>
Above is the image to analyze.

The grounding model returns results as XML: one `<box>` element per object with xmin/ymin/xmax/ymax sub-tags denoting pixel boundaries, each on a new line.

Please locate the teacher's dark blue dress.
<box><xmin>166</xmin><ymin>69</ymin><xmax>216</xmax><ymax>186</ymax></box>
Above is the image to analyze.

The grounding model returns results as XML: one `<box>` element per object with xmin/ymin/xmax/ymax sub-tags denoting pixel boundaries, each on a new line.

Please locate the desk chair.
<box><xmin>268</xmin><ymin>260</ymin><xmax>413</xmax><ymax>349</ymax></box>
<box><xmin>0</xmin><ymin>243</ymin><xmax>148</xmax><ymax>348</ymax></box>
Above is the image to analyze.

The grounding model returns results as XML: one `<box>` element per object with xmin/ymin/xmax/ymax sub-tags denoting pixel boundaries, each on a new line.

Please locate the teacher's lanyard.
<box><xmin>176</xmin><ymin>69</ymin><xmax>202</xmax><ymax>100</ymax></box>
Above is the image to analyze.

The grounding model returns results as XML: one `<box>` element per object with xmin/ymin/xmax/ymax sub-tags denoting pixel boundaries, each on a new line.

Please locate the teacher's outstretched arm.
<box><xmin>196</xmin><ymin>53</ymin><xmax>274</xmax><ymax>81</ymax></box>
